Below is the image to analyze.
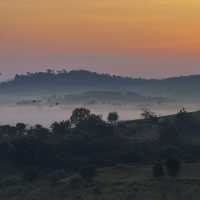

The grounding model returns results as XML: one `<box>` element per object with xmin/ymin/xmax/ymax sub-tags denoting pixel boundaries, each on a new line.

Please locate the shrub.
<box><xmin>165</xmin><ymin>158</ymin><xmax>181</xmax><ymax>178</ymax></box>
<box><xmin>153</xmin><ymin>163</ymin><xmax>164</xmax><ymax>179</ymax></box>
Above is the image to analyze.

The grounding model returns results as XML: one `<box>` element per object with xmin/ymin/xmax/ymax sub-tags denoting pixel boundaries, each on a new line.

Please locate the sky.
<box><xmin>0</xmin><ymin>0</ymin><xmax>200</xmax><ymax>80</ymax></box>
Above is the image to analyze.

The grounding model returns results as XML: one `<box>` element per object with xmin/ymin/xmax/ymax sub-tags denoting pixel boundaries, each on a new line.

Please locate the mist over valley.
<box><xmin>0</xmin><ymin>70</ymin><xmax>200</xmax><ymax>126</ymax></box>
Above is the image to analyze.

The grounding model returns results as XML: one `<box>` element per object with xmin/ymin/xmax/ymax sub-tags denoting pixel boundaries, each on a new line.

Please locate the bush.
<box><xmin>165</xmin><ymin>158</ymin><xmax>181</xmax><ymax>178</ymax></box>
<box><xmin>153</xmin><ymin>163</ymin><xmax>164</xmax><ymax>179</ymax></box>
<box><xmin>79</xmin><ymin>166</ymin><xmax>97</xmax><ymax>182</ymax></box>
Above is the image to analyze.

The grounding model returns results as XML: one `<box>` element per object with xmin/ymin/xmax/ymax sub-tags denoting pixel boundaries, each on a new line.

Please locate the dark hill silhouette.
<box><xmin>0</xmin><ymin>70</ymin><xmax>200</xmax><ymax>100</ymax></box>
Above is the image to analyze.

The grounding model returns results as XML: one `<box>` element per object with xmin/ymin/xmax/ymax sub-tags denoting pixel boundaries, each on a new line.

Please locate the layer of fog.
<box><xmin>0</xmin><ymin>103</ymin><xmax>200</xmax><ymax>127</ymax></box>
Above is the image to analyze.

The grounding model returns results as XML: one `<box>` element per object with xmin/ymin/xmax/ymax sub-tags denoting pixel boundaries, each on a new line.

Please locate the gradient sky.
<box><xmin>1</xmin><ymin>0</ymin><xmax>200</xmax><ymax>80</ymax></box>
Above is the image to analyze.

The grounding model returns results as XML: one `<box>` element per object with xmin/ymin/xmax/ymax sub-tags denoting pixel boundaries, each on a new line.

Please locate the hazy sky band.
<box><xmin>0</xmin><ymin>0</ymin><xmax>200</xmax><ymax>79</ymax></box>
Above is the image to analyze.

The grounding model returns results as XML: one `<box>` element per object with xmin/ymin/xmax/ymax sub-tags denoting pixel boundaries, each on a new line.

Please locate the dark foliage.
<box><xmin>153</xmin><ymin>163</ymin><xmax>164</xmax><ymax>178</ymax></box>
<box><xmin>51</xmin><ymin>121</ymin><xmax>71</xmax><ymax>135</ymax></box>
<box><xmin>0</xmin><ymin>107</ymin><xmax>198</xmax><ymax>180</ymax></box>
<box><xmin>165</xmin><ymin>158</ymin><xmax>181</xmax><ymax>178</ymax></box>
<box><xmin>107</xmin><ymin>112</ymin><xmax>119</xmax><ymax>124</ymax></box>
<box><xmin>16</xmin><ymin>123</ymin><xmax>26</xmax><ymax>136</ymax></box>
<box><xmin>70</xmin><ymin>108</ymin><xmax>91</xmax><ymax>126</ymax></box>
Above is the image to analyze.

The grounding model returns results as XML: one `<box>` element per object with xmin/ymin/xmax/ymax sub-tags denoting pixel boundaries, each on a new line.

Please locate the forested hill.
<box><xmin>0</xmin><ymin>70</ymin><xmax>145</xmax><ymax>87</ymax></box>
<box><xmin>0</xmin><ymin>70</ymin><xmax>200</xmax><ymax>100</ymax></box>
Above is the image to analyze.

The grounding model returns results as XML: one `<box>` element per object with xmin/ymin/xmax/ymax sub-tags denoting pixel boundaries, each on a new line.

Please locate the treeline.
<box><xmin>0</xmin><ymin>108</ymin><xmax>200</xmax><ymax>179</ymax></box>
<box><xmin>0</xmin><ymin>70</ymin><xmax>146</xmax><ymax>96</ymax></box>
<box><xmin>2</xmin><ymin>70</ymin><xmax>138</xmax><ymax>87</ymax></box>
<box><xmin>0</xmin><ymin>109</ymin><xmax>125</xmax><ymax>171</ymax></box>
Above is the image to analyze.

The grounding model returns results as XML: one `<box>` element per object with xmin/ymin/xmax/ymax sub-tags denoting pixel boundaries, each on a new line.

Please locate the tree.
<box><xmin>0</xmin><ymin>125</ymin><xmax>17</xmax><ymax>137</ymax></box>
<box><xmin>77</xmin><ymin>114</ymin><xmax>103</xmax><ymax>130</ymax></box>
<box><xmin>176</xmin><ymin>108</ymin><xmax>187</xmax><ymax>121</ymax></box>
<box><xmin>165</xmin><ymin>158</ymin><xmax>181</xmax><ymax>178</ymax></box>
<box><xmin>46</xmin><ymin>69</ymin><xmax>55</xmax><ymax>74</ymax></box>
<box><xmin>175</xmin><ymin>108</ymin><xmax>196</xmax><ymax>130</ymax></box>
<box><xmin>153</xmin><ymin>163</ymin><xmax>164</xmax><ymax>179</ymax></box>
<box><xmin>16</xmin><ymin>123</ymin><xmax>26</xmax><ymax>136</ymax></box>
<box><xmin>51</xmin><ymin>120</ymin><xmax>71</xmax><ymax>135</ymax></box>
<box><xmin>70</xmin><ymin>108</ymin><xmax>91</xmax><ymax>126</ymax></box>
<box><xmin>107</xmin><ymin>112</ymin><xmax>119</xmax><ymax>124</ymax></box>
<box><xmin>27</xmin><ymin>125</ymin><xmax>50</xmax><ymax>139</ymax></box>
<box><xmin>141</xmin><ymin>108</ymin><xmax>158</xmax><ymax>123</ymax></box>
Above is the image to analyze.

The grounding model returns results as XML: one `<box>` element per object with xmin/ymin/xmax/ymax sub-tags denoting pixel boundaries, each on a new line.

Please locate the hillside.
<box><xmin>0</xmin><ymin>164</ymin><xmax>200</xmax><ymax>200</ymax></box>
<box><xmin>0</xmin><ymin>109</ymin><xmax>200</xmax><ymax>199</ymax></box>
<box><xmin>1</xmin><ymin>70</ymin><xmax>200</xmax><ymax>100</ymax></box>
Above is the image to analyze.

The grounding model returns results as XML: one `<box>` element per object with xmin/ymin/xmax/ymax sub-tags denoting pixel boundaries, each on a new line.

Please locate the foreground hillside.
<box><xmin>1</xmin><ymin>164</ymin><xmax>200</xmax><ymax>200</ymax></box>
<box><xmin>0</xmin><ymin>108</ymin><xmax>200</xmax><ymax>199</ymax></box>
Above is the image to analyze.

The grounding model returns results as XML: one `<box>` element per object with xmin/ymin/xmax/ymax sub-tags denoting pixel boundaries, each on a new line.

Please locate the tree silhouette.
<box><xmin>141</xmin><ymin>108</ymin><xmax>158</xmax><ymax>123</ymax></box>
<box><xmin>165</xmin><ymin>158</ymin><xmax>181</xmax><ymax>178</ymax></box>
<box><xmin>70</xmin><ymin>108</ymin><xmax>91</xmax><ymax>126</ymax></box>
<box><xmin>153</xmin><ymin>163</ymin><xmax>164</xmax><ymax>179</ymax></box>
<box><xmin>107</xmin><ymin>112</ymin><xmax>119</xmax><ymax>124</ymax></box>
<box><xmin>16</xmin><ymin>123</ymin><xmax>26</xmax><ymax>136</ymax></box>
<box><xmin>51</xmin><ymin>120</ymin><xmax>71</xmax><ymax>135</ymax></box>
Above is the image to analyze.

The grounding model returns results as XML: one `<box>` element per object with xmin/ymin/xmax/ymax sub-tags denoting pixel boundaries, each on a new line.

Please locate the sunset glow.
<box><xmin>1</xmin><ymin>0</ymin><xmax>200</xmax><ymax>78</ymax></box>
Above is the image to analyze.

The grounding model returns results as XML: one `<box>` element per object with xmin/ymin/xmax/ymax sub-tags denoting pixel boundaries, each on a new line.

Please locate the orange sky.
<box><xmin>0</xmin><ymin>0</ymin><xmax>200</xmax><ymax>78</ymax></box>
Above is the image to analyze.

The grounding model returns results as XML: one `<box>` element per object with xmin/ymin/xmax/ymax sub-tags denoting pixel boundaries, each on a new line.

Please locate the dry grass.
<box><xmin>0</xmin><ymin>164</ymin><xmax>200</xmax><ymax>199</ymax></box>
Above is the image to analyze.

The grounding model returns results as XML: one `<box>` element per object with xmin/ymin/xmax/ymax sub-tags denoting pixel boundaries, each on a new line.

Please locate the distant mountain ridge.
<box><xmin>0</xmin><ymin>70</ymin><xmax>200</xmax><ymax>100</ymax></box>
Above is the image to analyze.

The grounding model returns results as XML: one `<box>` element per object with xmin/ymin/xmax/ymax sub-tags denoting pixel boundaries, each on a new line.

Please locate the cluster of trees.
<box><xmin>0</xmin><ymin>108</ymin><xmax>124</xmax><ymax>174</ymax></box>
<box><xmin>4</xmin><ymin>70</ymin><xmax>136</xmax><ymax>87</ymax></box>
<box><xmin>0</xmin><ymin>107</ymin><xmax>199</xmax><ymax>182</ymax></box>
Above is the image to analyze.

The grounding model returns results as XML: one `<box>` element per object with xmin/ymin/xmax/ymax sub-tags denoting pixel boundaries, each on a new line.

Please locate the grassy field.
<box><xmin>0</xmin><ymin>163</ymin><xmax>200</xmax><ymax>200</ymax></box>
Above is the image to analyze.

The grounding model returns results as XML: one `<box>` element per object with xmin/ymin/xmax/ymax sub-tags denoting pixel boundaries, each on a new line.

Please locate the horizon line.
<box><xmin>1</xmin><ymin>69</ymin><xmax>200</xmax><ymax>83</ymax></box>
